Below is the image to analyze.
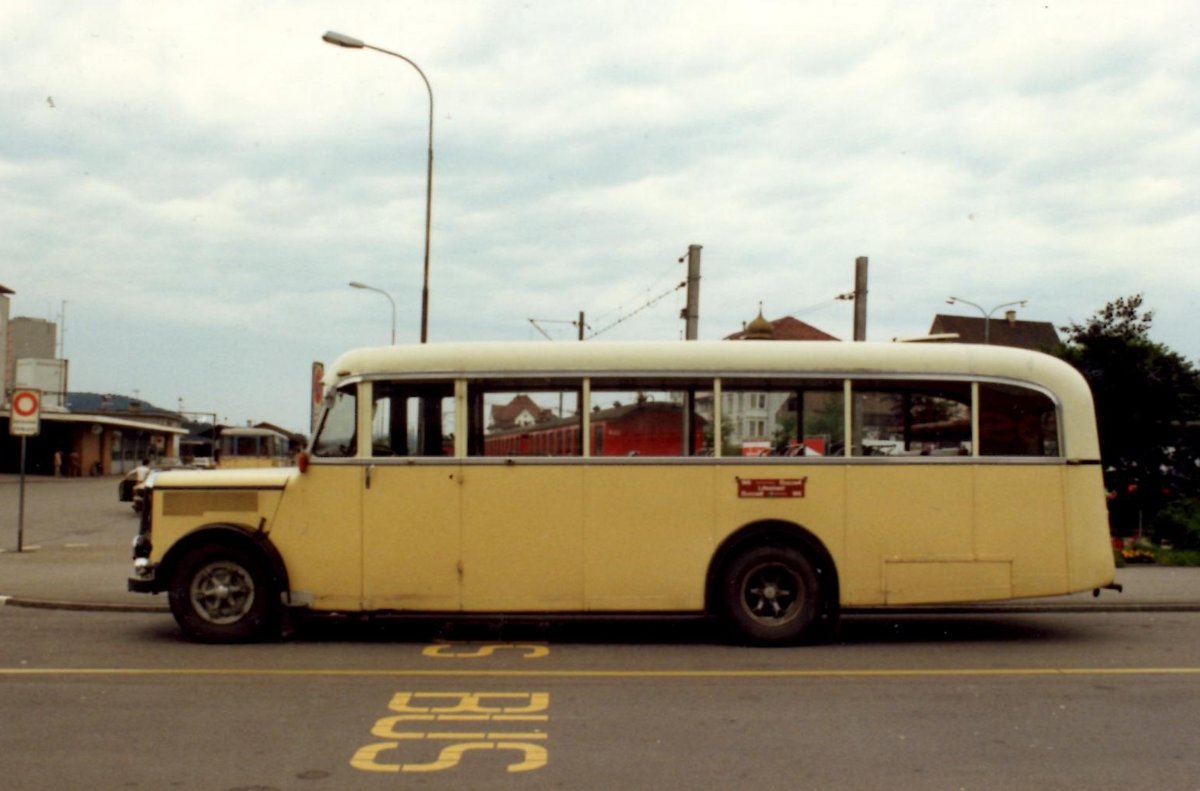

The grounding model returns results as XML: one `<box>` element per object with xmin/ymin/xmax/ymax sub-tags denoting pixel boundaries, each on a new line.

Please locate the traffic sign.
<box><xmin>10</xmin><ymin>389</ymin><xmax>41</xmax><ymax>437</ymax></box>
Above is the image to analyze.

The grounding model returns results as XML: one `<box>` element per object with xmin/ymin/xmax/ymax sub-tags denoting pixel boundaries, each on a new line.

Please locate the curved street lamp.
<box><xmin>349</xmin><ymin>281</ymin><xmax>397</xmax><ymax>344</ymax></box>
<box><xmin>323</xmin><ymin>30</ymin><xmax>434</xmax><ymax>344</ymax></box>
<box><xmin>945</xmin><ymin>296</ymin><xmax>1028</xmax><ymax>344</ymax></box>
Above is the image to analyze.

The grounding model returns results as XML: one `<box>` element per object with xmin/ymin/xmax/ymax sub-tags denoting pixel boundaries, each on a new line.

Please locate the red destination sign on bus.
<box><xmin>736</xmin><ymin>477</ymin><xmax>808</xmax><ymax>498</ymax></box>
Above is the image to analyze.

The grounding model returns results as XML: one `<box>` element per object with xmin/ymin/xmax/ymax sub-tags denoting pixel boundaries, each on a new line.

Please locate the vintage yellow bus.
<box><xmin>129</xmin><ymin>341</ymin><xmax>1115</xmax><ymax>644</ymax></box>
<box><xmin>216</xmin><ymin>426</ymin><xmax>293</xmax><ymax>469</ymax></box>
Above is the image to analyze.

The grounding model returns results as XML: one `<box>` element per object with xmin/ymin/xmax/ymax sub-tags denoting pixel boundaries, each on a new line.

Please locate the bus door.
<box><xmin>361</xmin><ymin>384</ymin><xmax>462</xmax><ymax>612</ymax></box>
<box><xmin>460</xmin><ymin>385</ymin><xmax>586</xmax><ymax>611</ymax></box>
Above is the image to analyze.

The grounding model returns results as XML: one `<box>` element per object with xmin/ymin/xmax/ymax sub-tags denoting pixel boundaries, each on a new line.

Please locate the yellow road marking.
<box><xmin>1</xmin><ymin>666</ymin><xmax>1199</xmax><ymax>679</ymax></box>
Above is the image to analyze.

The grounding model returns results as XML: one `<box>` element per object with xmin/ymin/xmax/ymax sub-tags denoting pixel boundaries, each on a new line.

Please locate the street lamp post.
<box><xmin>349</xmin><ymin>281</ymin><xmax>397</xmax><ymax>344</ymax></box>
<box><xmin>945</xmin><ymin>296</ymin><xmax>1028</xmax><ymax>344</ymax></box>
<box><xmin>323</xmin><ymin>30</ymin><xmax>434</xmax><ymax>344</ymax></box>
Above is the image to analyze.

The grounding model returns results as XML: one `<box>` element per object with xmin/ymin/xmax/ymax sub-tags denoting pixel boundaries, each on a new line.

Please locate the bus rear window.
<box><xmin>979</xmin><ymin>383</ymin><xmax>1059</xmax><ymax>456</ymax></box>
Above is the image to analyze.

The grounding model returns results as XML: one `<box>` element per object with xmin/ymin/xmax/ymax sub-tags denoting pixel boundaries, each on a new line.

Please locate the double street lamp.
<box><xmin>323</xmin><ymin>30</ymin><xmax>434</xmax><ymax>344</ymax></box>
<box><xmin>945</xmin><ymin>296</ymin><xmax>1028</xmax><ymax>344</ymax></box>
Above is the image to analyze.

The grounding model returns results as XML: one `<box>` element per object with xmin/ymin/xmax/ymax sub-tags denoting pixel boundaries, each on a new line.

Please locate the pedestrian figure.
<box><xmin>53</xmin><ymin>450</ymin><xmax>63</xmax><ymax>477</ymax></box>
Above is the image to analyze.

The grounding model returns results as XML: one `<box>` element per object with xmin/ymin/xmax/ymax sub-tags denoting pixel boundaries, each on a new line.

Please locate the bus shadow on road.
<box><xmin>290</xmin><ymin>614</ymin><xmax>716</xmax><ymax>646</ymax></box>
<box><xmin>279</xmin><ymin>611</ymin><xmax>1086</xmax><ymax>648</ymax></box>
<box><xmin>835</xmin><ymin>612</ymin><xmax>1087</xmax><ymax>646</ymax></box>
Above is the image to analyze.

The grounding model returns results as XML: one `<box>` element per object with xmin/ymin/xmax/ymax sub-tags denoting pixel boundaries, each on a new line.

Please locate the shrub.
<box><xmin>1150</xmin><ymin>498</ymin><xmax>1200</xmax><ymax>551</ymax></box>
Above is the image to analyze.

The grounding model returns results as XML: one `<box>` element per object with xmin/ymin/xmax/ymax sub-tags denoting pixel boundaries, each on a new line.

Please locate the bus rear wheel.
<box><xmin>721</xmin><ymin>545</ymin><xmax>821</xmax><ymax>645</ymax></box>
<box><xmin>168</xmin><ymin>544</ymin><xmax>281</xmax><ymax>643</ymax></box>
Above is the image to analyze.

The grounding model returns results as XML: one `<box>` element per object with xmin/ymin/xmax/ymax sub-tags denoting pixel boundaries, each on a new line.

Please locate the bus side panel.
<box><xmin>973</xmin><ymin>465</ymin><xmax>1069</xmax><ymax>598</ymax></box>
<box><xmin>460</xmin><ymin>465</ymin><xmax>585</xmax><ymax>611</ymax></box>
<box><xmin>269</xmin><ymin>465</ymin><xmax>364</xmax><ymax>611</ymax></box>
<box><xmin>711</xmin><ymin>464</ymin><xmax>846</xmax><ymax>587</ymax></box>
<box><xmin>362</xmin><ymin>466</ymin><xmax>462</xmax><ymax>611</ymax></box>
<box><xmin>1063</xmin><ymin>464</ymin><xmax>1117</xmax><ymax>591</ymax></box>
<box><xmin>583</xmin><ymin>465</ymin><xmax>714</xmax><ymax>611</ymax></box>
<box><xmin>843</xmin><ymin>465</ymin><xmax>975</xmax><ymax>606</ymax></box>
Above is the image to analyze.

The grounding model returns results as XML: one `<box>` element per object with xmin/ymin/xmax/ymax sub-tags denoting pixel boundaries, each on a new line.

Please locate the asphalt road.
<box><xmin>3</xmin><ymin>606</ymin><xmax>1199</xmax><ymax>790</ymax></box>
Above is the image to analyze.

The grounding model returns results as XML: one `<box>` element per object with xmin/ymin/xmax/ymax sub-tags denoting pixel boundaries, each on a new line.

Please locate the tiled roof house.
<box><xmin>929</xmin><ymin>313</ymin><xmax>1060</xmax><ymax>352</ymax></box>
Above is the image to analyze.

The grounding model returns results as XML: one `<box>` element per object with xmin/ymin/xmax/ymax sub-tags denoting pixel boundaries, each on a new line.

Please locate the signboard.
<box><xmin>736</xmin><ymin>477</ymin><xmax>808</xmax><ymax>499</ymax></box>
<box><xmin>10</xmin><ymin>388</ymin><xmax>41</xmax><ymax>437</ymax></box>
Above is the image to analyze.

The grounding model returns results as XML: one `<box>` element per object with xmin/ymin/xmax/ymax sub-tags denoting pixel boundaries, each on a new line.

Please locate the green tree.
<box><xmin>1056</xmin><ymin>295</ymin><xmax>1200</xmax><ymax>534</ymax></box>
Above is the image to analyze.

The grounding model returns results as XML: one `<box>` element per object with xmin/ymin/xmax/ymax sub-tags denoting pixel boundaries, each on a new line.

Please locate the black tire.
<box><xmin>720</xmin><ymin>545</ymin><xmax>822</xmax><ymax>645</ymax></box>
<box><xmin>168</xmin><ymin>543</ymin><xmax>281</xmax><ymax>644</ymax></box>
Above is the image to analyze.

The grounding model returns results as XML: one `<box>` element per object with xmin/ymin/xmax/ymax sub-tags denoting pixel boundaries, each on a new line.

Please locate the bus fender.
<box><xmin>157</xmin><ymin>523</ymin><xmax>290</xmax><ymax>601</ymax></box>
<box><xmin>706</xmin><ymin>520</ymin><xmax>840</xmax><ymax>621</ymax></box>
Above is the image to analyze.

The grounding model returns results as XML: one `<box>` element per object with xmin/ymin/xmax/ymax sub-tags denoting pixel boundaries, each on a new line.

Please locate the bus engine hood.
<box><xmin>149</xmin><ymin>467</ymin><xmax>297</xmax><ymax>491</ymax></box>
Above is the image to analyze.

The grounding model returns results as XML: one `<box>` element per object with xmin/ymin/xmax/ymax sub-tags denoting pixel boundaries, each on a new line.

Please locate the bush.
<box><xmin>1155</xmin><ymin>548</ymin><xmax>1200</xmax><ymax>567</ymax></box>
<box><xmin>1150</xmin><ymin>498</ymin><xmax>1200</xmax><ymax>551</ymax></box>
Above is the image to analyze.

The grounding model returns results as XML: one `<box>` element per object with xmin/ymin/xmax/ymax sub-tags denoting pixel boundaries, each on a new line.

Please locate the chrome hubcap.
<box><xmin>744</xmin><ymin>563</ymin><xmax>800</xmax><ymax>624</ymax></box>
<box><xmin>190</xmin><ymin>560</ymin><xmax>255</xmax><ymax>625</ymax></box>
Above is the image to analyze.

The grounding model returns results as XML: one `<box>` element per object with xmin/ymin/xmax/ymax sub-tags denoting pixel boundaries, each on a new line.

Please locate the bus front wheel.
<box><xmin>721</xmin><ymin>545</ymin><xmax>821</xmax><ymax>645</ymax></box>
<box><xmin>168</xmin><ymin>544</ymin><xmax>281</xmax><ymax>643</ymax></box>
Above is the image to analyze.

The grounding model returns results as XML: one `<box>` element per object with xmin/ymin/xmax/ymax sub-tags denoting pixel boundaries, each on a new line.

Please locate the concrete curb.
<box><xmin>0</xmin><ymin>595</ymin><xmax>167</xmax><ymax>614</ymax></box>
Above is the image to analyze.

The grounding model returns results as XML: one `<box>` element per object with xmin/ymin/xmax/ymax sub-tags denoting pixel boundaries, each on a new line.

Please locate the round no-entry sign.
<box><xmin>10</xmin><ymin>389</ymin><xmax>41</xmax><ymax>436</ymax></box>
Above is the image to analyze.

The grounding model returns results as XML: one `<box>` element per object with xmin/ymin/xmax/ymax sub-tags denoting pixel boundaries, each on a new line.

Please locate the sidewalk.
<box><xmin>4</xmin><ymin>475</ymin><xmax>1200</xmax><ymax>614</ymax></box>
<box><xmin>1</xmin><ymin>474</ymin><xmax>166</xmax><ymax>612</ymax></box>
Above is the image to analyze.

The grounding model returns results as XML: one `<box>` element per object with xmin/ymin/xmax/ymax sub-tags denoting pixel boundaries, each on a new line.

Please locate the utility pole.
<box><xmin>682</xmin><ymin>244</ymin><xmax>702</xmax><ymax>340</ymax></box>
<box><xmin>57</xmin><ymin>300</ymin><xmax>66</xmax><ymax>359</ymax></box>
<box><xmin>577</xmin><ymin>311</ymin><xmax>585</xmax><ymax>341</ymax></box>
<box><xmin>853</xmin><ymin>256</ymin><xmax>868</xmax><ymax>341</ymax></box>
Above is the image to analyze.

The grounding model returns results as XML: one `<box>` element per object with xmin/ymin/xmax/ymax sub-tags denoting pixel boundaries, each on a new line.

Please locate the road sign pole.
<box><xmin>10</xmin><ymin>388</ymin><xmax>41</xmax><ymax>553</ymax></box>
<box><xmin>17</xmin><ymin>436</ymin><xmax>27</xmax><ymax>552</ymax></box>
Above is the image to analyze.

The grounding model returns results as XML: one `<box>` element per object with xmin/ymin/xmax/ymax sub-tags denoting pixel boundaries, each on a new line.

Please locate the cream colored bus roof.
<box><xmin>328</xmin><ymin>340</ymin><xmax>1074</xmax><ymax>391</ymax></box>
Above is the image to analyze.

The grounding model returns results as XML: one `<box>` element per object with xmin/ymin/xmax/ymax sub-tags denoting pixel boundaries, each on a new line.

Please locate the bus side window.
<box><xmin>851</xmin><ymin>380</ymin><xmax>972</xmax><ymax>456</ymax></box>
<box><xmin>472</xmin><ymin>384</ymin><xmax>582</xmax><ymax>457</ymax></box>
<box><xmin>720</xmin><ymin>380</ymin><xmax>843</xmax><ymax>457</ymax></box>
<box><xmin>311</xmin><ymin>386</ymin><xmax>357</xmax><ymax>458</ymax></box>
<box><xmin>372</xmin><ymin>382</ymin><xmax>455</xmax><ymax>457</ymax></box>
<box><xmin>588</xmin><ymin>384</ymin><xmax>706</xmax><ymax>458</ymax></box>
<box><xmin>978</xmin><ymin>383</ymin><xmax>1060</xmax><ymax>456</ymax></box>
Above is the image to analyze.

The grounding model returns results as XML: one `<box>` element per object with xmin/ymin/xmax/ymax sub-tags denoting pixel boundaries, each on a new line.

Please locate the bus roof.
<box><xmin>328</xmin><ymin>340</ymin><xmax>1075</xmax><ymax>390</ymax></box>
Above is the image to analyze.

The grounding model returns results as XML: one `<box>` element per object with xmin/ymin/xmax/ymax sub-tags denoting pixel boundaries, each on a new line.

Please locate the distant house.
<box><xmin>725</xmin><ymin>312</ymin><xmax>840</xmax><ymax>342</ymax></box>
<box><xmin>928</xmin><ymin>312</ymin><xmax>1060</xmax><ymax>352</ymax></box>
<box><xmin>489</xmin><ymin>394</ymin><xmax>554</xmax><ymax>431</ymax></box>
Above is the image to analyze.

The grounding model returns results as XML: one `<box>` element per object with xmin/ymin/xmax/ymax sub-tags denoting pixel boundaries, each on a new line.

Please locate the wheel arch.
<box><xmin>158</xmin><ymin>524</ymin><xmax>289</xmax><ymax>598</ymax></box>
<box><xmin>705</xmin><ymin>520</ymin><xmax>840</xmax><ymax>619</ymax></box>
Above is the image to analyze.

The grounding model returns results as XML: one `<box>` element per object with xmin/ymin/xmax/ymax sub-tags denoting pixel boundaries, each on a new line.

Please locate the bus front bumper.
<box><xmin>128</xmin><ymin>558</ymin><xmax>162</xmax><ymax>594</ymax></box>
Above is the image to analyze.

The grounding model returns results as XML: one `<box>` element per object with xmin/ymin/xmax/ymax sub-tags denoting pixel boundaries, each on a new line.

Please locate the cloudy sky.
<box><xmin>3</xmin><ymin>1</ymin><xmax>1197</xmax><ymax>433</ymax></box>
